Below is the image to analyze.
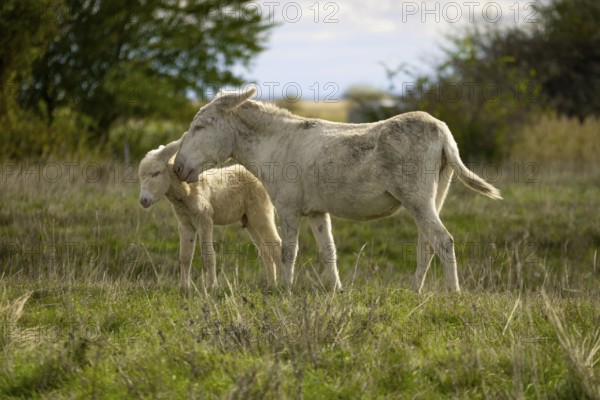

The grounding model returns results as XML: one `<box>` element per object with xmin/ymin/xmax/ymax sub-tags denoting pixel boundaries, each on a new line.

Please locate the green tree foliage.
<box><xmin>0</xmin><ymin>0</ymin><xmax>61</xmax><ymax>113</ymax></box>
<box><xmin>365</xmin><ymin>0</ymin><xmax>599</xmax><ymax>160</ymax></box>
<box><xmin>522</xmin><ymin>0</ymin><xmax>600</xmax><ymax>121</ymax></box>
<box><xmin>19</xmin><ymin>0</ymin><xmax>273</xmax><ymax>142</ymax></box>
<box><xmin>402</xmin><ymin>30</ymin><xmax>541</xmax><ymax>160</ymax></box>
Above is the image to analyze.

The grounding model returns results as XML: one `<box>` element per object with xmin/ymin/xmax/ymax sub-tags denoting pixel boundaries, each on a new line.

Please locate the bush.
<box><xmin>108</xmin><ymin>119</ymin><xmax>189</xmax><ymax>163</ymax></box>
<box><xmin>511</xmin><ymin>114</ymin><xmax>600</xmax><ymax>168</ymax></box>
<box><xmin>0</xmin><ymin>106</ymin><xmax>92</xmax><ymax>160</ymax></box>
<box><xmin>0</xmin><ymin>105</ymin><xmax>189</xmax><ymax>161</ymax></box>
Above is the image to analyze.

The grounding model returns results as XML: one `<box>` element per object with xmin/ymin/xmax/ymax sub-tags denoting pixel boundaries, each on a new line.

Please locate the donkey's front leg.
<box><xmin>308</xmin><ymin>213</ymin><xmax>342</xmax><ymax>290</ymax></box>
<box><xmin>199</xmin><ymin>222</ymin><xmax>218</xmax><ymax>289</ymax></box>
<box><xmin>278</xmin><ymin>213</ymin><xmax>301</xmax><ymax>287</ymax></box>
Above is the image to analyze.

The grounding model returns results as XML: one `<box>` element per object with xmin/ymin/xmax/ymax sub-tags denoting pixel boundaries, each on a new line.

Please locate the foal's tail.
<box><xmin>441</xmin><ymin>125</ymin><xmax>502</xmax><ymax>200</ymax></box>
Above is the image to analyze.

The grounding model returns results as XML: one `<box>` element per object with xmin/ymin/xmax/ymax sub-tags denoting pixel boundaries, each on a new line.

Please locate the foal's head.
<box><xmin>138</xmin><ymin>140</ymin><xmax>181</xmax><ymax>208</ymax></box>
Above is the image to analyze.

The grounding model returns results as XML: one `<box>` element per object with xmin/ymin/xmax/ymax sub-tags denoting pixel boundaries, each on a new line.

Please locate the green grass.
<box><xmin>1</xmin><ymin>162</ymin><xmax>599</xmax><ymax>398</ymax></box>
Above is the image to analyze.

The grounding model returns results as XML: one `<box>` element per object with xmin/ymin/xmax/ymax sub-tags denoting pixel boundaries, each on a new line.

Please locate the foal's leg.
<box><xmin>178</xmin><ymin>224</ymin><xmax>197</xmax><ymax>288</ymax></box>
<box><xmin>245</xmin><ymin>225</ymin><xmax>278</xmax><ymax>285</ymax></box>
<box><xmin>245</xmin><ymin>204</ymin><xmax>282</xmax><ymax>285</ymax></box>
<box><xmin>308</xmin><ymin>213</ymin><xmax>342</xmax><ymax>290</ymax></box>
<box><xmin>199</xmin><ymin>221</ymin><xmax>218</xmax><ymax>288</ymax></box>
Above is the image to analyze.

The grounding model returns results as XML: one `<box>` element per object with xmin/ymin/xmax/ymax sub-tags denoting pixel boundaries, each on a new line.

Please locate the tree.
<box><xmin>0</xmin><ymin>0</ymin><xmax>60</xmax><ymax>114</ymax></box>
<box><xmin>390</xmin><ymin>28</ymin><xmax>540</xmax><ymax>160</ymax></box>
<box><xmin>391</xmin><ymin>0</ymin><xmax>600</xmax><ymax>159</ymax></box>
<box><xmin>21</xmin><ymin>0</ymin><xmax>273</xmax><ymax>142</ymax></box>
<box><xmin>419</xmin><ymin>28</ymin><xmax>541</xmax><ymax>159</ymax></box>
<box><xmin>527</xmin><ymin>0</ymin><xmax>600</xmax><ymax>121</ymax></box>
<box><xmin>456</xmin><ymin>0</ymin><xmax>600</xmax><ymax>122</ymax></box>
<box><xmin>433</xmin><ymin>0</ymin><xmax>600</xmax><ymax>124</ymax></box>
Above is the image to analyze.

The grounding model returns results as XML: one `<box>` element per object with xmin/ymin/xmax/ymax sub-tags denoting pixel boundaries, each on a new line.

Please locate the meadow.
<box><xmin>1</xmin><ymin>113</ymin><xmax>599</xmax><ymax>398</ymax></box>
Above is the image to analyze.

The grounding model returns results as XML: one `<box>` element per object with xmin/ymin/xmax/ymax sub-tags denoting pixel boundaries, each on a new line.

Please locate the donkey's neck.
<box><xmin>230</xmin><ymin>100</ymin><xmax>301</xmax><ymax>164</ymax></box>
<box><xmin>234</xmin><ymin>100</ymin><xmax>300</xmax><ymax>133</ymax></box>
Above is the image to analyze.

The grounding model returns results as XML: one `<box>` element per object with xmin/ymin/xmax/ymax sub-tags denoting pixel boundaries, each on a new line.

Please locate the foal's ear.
<box><xmin>212</xmin><ymin>87</ymin><xmax>257</xmax><ymax>110</ymax></box>
<box><xmin>158</xmin><ymin>138</ymin><xmax>182</xmax><ymax>161</ymax></box>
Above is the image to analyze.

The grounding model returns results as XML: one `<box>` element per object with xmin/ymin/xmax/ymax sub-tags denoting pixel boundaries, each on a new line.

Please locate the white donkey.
<box><xmin>173</xmin><ymin>88</ymin><xmax>501</xmax><ymax>292</ymax></box>
<box><xmin>139</xmin><ymin>139</ymin><xmax>282</xmax><ymax>288</ymax></box>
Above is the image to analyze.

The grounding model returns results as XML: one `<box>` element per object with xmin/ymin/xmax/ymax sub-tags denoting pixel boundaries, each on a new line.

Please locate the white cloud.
<box><xmin>239</xmin><ymin>0</ymin><xmax>539</xmax><ymax>99</ymax></box>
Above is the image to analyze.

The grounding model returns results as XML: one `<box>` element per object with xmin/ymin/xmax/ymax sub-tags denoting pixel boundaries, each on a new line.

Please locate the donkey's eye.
<box><xmin>151</xmin><ymin>171</ymin><xmax>160</xmax><ymax>177</ymax></box>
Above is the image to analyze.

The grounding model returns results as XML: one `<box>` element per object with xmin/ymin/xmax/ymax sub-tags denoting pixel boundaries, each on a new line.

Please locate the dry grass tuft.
<box><xmin>542</xmin><ymin>291</ymin><xmax>600</xmax><ymax>399</ymax></box>
<box><xmin>511</xmin><ymin>114</ymin><xmax>600</xmax><ymax>170</ymax></box>
<box><xmin>0</xmin><ymin>289</ymin><xmax>34</xmax><ymax>351</ymax></box>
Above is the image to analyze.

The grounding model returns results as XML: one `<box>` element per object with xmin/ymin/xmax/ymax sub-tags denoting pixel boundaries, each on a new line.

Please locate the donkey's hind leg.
<box><xmin>408</xmin><ymin>203</ymin><xmax>459</xmax><ymax>292</ymax></box>
<box><xmin>411</xmin><ymin>164</ymin><xmax>455</xmax><ymax>292</ymax></box>
<box><xmin>388</xmin><ymin>160</ymin><xmax>459</xmax><ymax>291</ymax></box>
<box><xmin>413</xmin><ymin>230</ymin><xmax>435</xmax><ymax>293</ymax></box>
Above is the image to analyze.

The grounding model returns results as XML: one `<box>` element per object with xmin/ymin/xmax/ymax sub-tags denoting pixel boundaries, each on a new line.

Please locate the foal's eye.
<box><xmin>151</xmin><ymin>171</ymin><xmax>160</xmax><ymax>177</ymax></box>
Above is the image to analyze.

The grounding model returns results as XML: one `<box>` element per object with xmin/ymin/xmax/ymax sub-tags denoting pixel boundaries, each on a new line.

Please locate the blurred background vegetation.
<box><xmin>1</xmin><ymin>0</ymin><xmax>599</xmax><ymax>163</ymax></box>
<box><xmin>0</xmin><ymin>0</ymin><xmax>273</xmax><ymax>160</ymax></box>
<box><xmin>345</xmin><ymin>0</ymin><xmax>600</xmax><ymax>163</ymax></box>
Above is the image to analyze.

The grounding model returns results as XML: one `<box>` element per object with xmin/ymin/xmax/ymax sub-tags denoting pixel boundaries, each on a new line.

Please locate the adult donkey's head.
<box><xmin>174</xmin><ymin>87</ymin><xmax>257</xmax><ymax>183</ymax></box>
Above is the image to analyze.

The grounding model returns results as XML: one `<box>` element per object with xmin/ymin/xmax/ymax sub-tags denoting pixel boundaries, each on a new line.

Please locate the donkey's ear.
<box><xmin>212</xmin><ymin>87</ymin><xmax>257</xmax><ymax>110</ymax></box>
<box><xmin>158</xmin><ymin>137</ymin><xmax>182</xmax><ymax>161</ymax></box>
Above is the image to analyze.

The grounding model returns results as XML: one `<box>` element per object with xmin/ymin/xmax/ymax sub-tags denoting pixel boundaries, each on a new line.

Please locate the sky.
<box><xmin>232</xmin><ymin>0</ymin><xmax>542</xmax><ymax>100</ymax></box>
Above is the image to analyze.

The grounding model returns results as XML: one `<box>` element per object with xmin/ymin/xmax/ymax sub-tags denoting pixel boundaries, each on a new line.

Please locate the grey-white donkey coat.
<box><xmin>174</xmin><ymin>87</ymin><xmax>501</xmax><ymax>292</ymax></box>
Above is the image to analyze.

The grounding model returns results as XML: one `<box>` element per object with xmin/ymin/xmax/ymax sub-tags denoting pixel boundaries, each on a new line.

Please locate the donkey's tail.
<box><xmin>441</xmin><ymin>125</ymin><xmax>502</xmax><ymax>200</ymax></box>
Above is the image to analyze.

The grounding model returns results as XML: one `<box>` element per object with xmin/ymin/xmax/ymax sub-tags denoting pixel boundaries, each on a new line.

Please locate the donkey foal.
<box><xmin>138</xmin><ymin>140</ymin><xmax>282</xmax><ymax>288</ymax></box>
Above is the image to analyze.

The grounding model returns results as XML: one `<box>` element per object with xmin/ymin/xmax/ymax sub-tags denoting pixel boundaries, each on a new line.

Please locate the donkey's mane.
<box><xmin>238</xmin><ymin>99</ymin><xmax>300</xmax><ymax>120</ymax></box>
